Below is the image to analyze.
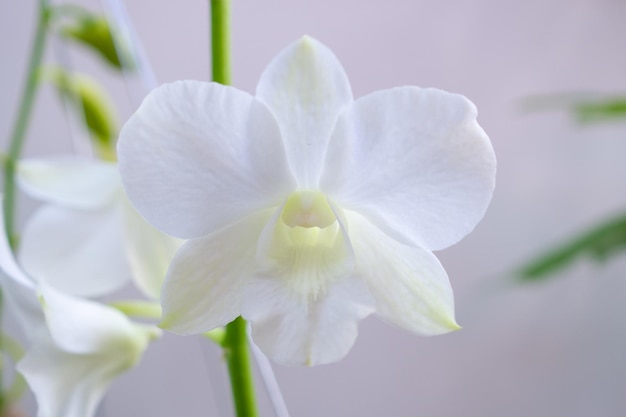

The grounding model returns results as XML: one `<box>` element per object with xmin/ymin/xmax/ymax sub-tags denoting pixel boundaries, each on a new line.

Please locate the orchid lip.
<box><xmin>255</xmin><ymin>191</ymin><xmax>353</xmax><ymax>302</ymax></box>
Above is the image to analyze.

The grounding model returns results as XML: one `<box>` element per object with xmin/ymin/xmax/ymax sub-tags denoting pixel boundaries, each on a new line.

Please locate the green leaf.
<box><xmin>55</xmin><ymin>7</ymin><xmax>133</xmax><ymax>71</ymax></box>
<box><xmin>41</xmin><ymin>67</ymin><xmax>118</xmax><ymax>159</ymax></box>
<box><xmin>519</xmin><ymin>214</ymin><xmax>626</xmax><ymax>281</ymax></box>
<box><xmin>574</xmin><ymin>99</ymin><xmax>626</xmax><ymax>123</ymax></box>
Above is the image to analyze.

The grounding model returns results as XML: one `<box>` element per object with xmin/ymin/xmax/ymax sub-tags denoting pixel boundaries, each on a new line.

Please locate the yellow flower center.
<box><xmin>257</xmin><ymin>191</ymin><xmax>353</xmax><ymax>302</ymax></box>
<box><xmin>281</xmin><ymin>190</ymin><xmax>336</xmax><ymax>229</ymax></box>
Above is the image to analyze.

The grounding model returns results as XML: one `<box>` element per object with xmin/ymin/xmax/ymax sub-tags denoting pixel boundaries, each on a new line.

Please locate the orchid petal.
<box><xmin>242</xmin><ymin>276</ymin><xmax>374</xmax><ymax>366</ymax></box>
<box><xmin>38</xmin><ymin>283</ymin><xmax>158</xmax><ymax>354</ymax></box>
<box><xmin>17</xmin><ymin>157</ymin><xmax>119</xmax><ymax>209</ymax></box>
<box><xmin>18</xmin><ymin>335</ymin><xmax>123</xmax><ymax>417</ymax></box>
<box><xmin>160</xmin><ymin>210</ymin><xmax>273</xmax><ymax>334</ymax></box>
<box><xmin>0</xmin><ymin>208</ymin><xmax>34</xmax><ymax>291</ymax></box>
<box><xmin>19</xmin><ymin>284</ymin><xmax>160</xmax><ymax>417</ymax></box>
<box><xmin>347</xmin><ymin>211</ymin><xmax>459</xmax><ymax>335</ymax></box>
<box><xmin>0</xmin><ymin>273</ymin><xmax>43</xmax><ymax>341</ymax></box>
<box><xmin>19</xmin><ymin>204</ymin><xmax>130</xmax><ymax>297</ymax></box>
<box><xmin>122</xmin><ymin>201</ymin><xmax>183</xmax><ymax>300</ymax></box>
<box><xmin>18</xmin><ymin>317</ymin><xmax>158</xmax><ymax>417</ymax></box>
<box><xmin>118</xmin><ymin>81</ymin><xmax>296</xmax><ymax>239</ymax></box>
<box><xmin>321</xmin><ymin>87</ymin><xmax>496</xmax><ymax>251</ymax></box>
<box><xmin>256</xmin><ymin>36</ymin><xmax>353</xmax><ymax>187</ymax></box>
<box><xmin>0</xmin><ymin>215</ymin><xmax>45</xmax><ymax>341</ymax></box>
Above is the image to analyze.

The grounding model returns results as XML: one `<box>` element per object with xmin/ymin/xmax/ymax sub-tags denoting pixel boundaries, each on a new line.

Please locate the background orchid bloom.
<box><xmin>17</xmin><ymin>156</ymin><xmax>182</xmax><ymax>299</ymax></box>
<box><xmin>118</xmin><ymin>36</ymin><xmax>496</xmax><ymax>365</ymax></box>
<box><xmin>0</xmin><ymin>208</ymin><xmax>160</xmax><ymax>417</ymax></box>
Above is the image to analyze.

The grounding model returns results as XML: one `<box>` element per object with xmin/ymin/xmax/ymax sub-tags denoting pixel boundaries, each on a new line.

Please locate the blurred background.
<box><xmin>3</xmin><ymin>0</ymin><xmax>626</xmax><ymax>416</ymax></box>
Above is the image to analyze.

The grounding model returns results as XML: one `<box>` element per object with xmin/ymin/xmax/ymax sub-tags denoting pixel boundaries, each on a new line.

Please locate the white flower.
<box><xmin>17</xmin><ymin>156</ymin><xmax>182</xmax><ymax>299</ymax></box>
<box><xmin>118</xmin><ymin>36</ymin><xmax>496</xmax><ymax>365</ymax></box>
<box><xmin>0</xmin><ymin>210</ymin><xmax>160</xmax><ymax>417</ymax></box>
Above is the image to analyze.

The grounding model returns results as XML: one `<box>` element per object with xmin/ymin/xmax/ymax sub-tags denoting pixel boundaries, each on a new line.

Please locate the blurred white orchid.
<box><xmin>0</xmin><ymin>209</ymin><xmax>160</xmax><ymax>417</ymax></box>
<box><xmin>118</xmin><ymin>36</ymin><xmax>496</xmax><ymax>365</ymax></box>
<box><xmin>17</xmin><ymin>156</ymin><xmax>182</xmax><ymax>299</ymax></box>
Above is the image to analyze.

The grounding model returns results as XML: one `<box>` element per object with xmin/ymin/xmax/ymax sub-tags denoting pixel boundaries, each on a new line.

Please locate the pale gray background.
<box><xmin>2</xmin><ymin>1</ymin><xmax>626</xmax><ymax>416</ymax></box>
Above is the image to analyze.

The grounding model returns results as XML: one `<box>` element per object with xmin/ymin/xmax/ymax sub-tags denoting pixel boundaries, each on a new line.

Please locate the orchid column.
<box><xmin>210</xmin><ymin>1</ymin><xmax>259</xmax><ymax>416</ymax></box>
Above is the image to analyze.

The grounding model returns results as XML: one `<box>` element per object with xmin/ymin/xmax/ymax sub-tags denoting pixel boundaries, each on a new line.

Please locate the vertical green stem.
<box><xmin>3</xmin><ymin>0</ymin><xmax>50</xmax><ymax>250</ymax></box>
<box><xmin>210</xmin><ymin>1</ymin><xmax>259</xmax><ymax>417</ymax></box>
<box><xmin>211</xmin><ymin>0</ymin><xmax>231</xmax><ymax>85</ymax></box>
<box><xmin>223</xmin><ymin>317</ymin><xmax>258</xmax><ymax>417</ymax></box>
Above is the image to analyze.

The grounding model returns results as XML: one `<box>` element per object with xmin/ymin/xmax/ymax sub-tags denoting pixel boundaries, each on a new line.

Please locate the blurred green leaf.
<box><xmin>521</xmin><ymin>93</ymin><xmax>626</xmax><ymax>124</ymax></box>
<box><xmin>574</xmin><ymin>99</ymin><xmax>626</xmax><ymax>123</ymax></box>
<box><xmin>520</xmin><ymin>214</ymin><xmax>626</xmax><ymax>281</ymax></box>
<box><xmin>41</xmin><ymin>67</ymin><xmax>118</xmax><ymax>157</ymax></box>
<box><xmin>53</xmin><ymin>5</ymin><xmax>133</xmax><ymax>71</ymax></box>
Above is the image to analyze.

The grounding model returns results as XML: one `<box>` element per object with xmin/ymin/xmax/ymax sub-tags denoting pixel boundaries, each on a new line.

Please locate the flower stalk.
<box><xmin>211</xmin><ymin>0</ymin><xmax>231</xmax><ymax>85</ymax></box>
<box><xmin>3</xmin><ymin>0</ymin><xmax>50</xmax><ymax>250</ymax></box>
<box><xmin>210</xmin><ymin>1</ymin><xmax>259</xmax><ymax>416</ymax></box>
<box><xmin>223</xmin><ymin>317</ymin><xmax>258</xmax><ymax>417</ymax></box>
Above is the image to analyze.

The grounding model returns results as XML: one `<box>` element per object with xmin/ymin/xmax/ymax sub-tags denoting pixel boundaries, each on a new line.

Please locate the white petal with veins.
<box><xmin>118</xmin><ymin>81</ymin><xmax>296</xmax><ymax>239</ymax></box>
<box><xmin>242</xmin><ymin>276</ymin><xmax>374</xmax><ymax>366</ymax></box>
<box><xmin>347</xmin><ymin>211</ymin><xmax>459</xmax><ymax>335</ymax></box>
<box><xmin>321</xmin><ymin>86</ymin><xmax>496</xmax><ymax>251</ymax></box>
<box><xmin>160</xmin><ymin>210</ymin><xmax>273</xmax><ymax>334</ymax></box>
<box><xmin>256</xmin><ymin>36</ymin><xmax>353</xmax><ymax>187</ymax></box>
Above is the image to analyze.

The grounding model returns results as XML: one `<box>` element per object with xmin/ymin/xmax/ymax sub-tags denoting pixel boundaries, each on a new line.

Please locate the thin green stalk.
<box><xmin>211</xmin><ymin>0</ymin><xmax>231</xmax><ymax>85</ymax></box>
<box><xmin>3</xmin><ymin>0</ymin><xmax>50</xmax><ymax>249</ymax></box>
<box><xmin>211</xmin><ymin>1</ymin><xmax>258</xmax><ymax>416</ymax></box>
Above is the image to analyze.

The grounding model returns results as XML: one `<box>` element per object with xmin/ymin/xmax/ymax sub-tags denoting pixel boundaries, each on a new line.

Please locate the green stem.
<box><xmin>223</xmin><ymin>317</ymin><xmax>258</xmax><ymax>417</ymax></box>
<box><xmin>210</xmin><ymin>1</ymin><xmax>258</xmax><ymax>416</ymax></box>
<box><xmin>211</xmin><ymin>0</ymin><xmax>231</xmax><ymax>85</ymax></box>
<box><xmin>3</xmin><ymin>0</ymin><xmax>50</xmax><ymax>250</ymax></box>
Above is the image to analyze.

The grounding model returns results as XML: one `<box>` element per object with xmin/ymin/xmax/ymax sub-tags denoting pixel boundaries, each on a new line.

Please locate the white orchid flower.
<box><xmin>118</xmin><ymin>36</ymin><xmax>496</xmax><ymax>365</ymax></box>
<box><xmin>17</xmin><ymin>156</ymin><xmax>182</xmax><ymax>299</ymax></box>
<box><xmin>0</xmin><ymin>211</ymin><xmax>160</xmax><ymax>417</ymax></box>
